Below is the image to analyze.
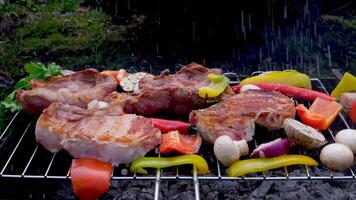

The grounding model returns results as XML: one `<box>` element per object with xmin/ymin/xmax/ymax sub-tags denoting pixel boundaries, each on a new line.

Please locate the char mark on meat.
<box><xmin>35</xmin><ymin>102</ymin><xmax>160</xmax><ymax>165</ymax></box>
<box><xmin>189</xmin><ymin>90</ymin><xmax>295</xmax><ymax>143</ymax></box>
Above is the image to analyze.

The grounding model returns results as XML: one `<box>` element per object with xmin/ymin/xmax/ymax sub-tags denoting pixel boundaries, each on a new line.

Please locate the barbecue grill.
<box><xmin>1</xmin><ymin>0</ymin><xmax>355</xmax><ymax>199</ymax></box>
<box><xmin>0</xmin><ymin>71</ymin><xmax>355</xmax><ymax>200</ymax></box>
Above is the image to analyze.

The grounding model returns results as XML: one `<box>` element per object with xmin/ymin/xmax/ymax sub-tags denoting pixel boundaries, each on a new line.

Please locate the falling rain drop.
<box><xmin>316</xmin><ymin>55</ymin><xmax>320</xmax><ymax>76</ymax></box>
<box><xmin>248</xmin><ymin>13</ymin><xmax>252</xmax><ymax>32</ymax></box>
<box><xmin>327</xmin><ymin>45</ymin><xmax>332</xmax><ymax>67</ymax></box>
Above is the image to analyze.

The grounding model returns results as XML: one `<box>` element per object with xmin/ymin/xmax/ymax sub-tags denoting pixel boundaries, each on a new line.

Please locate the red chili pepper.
<box><xmin>349</xmin><ymin>101</ymin><xmax>356</xmax><ymax>124</ymax></box>
<box><xmin>70</xmin><ymin>158</ymin><xmax>112</xmax><ymax>200</ymax></box>
<box><xmin>149</xmin><ymin>118</ymin><xmax>192</xmax><ymax>134</ymax></box>
<box><xmin>232</xmin><ymin>83</ymin><xmax>335</xmax><ymax>102</ymax></box>
<box><xmin>160</xmin><ymin>131</ymin><xmax>202</xmax><ymax>154</ymax></box>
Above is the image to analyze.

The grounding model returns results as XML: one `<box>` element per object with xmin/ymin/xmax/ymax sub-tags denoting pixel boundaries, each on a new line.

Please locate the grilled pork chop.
<box><xmin>106</xmin><ymin>63</ymin><xmax>221</xmax><ymax>115</ymax></box>
<box><xmin>35</xmin><ymin>102</ymin><xmax>161</xmax><ymax>165</ymax></box>
<box><xmin>17</xmin><ymin>69</ymin><xmax>117</xmax><ymax>113</ymax></box>
<box><xmin>189</xmin><ymin>90</ymin><xmax>295</xmax><ymax>143</ymax></box>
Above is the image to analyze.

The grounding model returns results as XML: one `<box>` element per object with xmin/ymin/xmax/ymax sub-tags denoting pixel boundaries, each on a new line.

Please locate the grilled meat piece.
<box><xmin>17</xmin><ymin>69</ymin><xmax>117</xmax><ymax>113</ymax></box>
<box><xmin>190</xmin><ymin>90</ymin><xmax>295</xmax><ymax>143</ymax></box>
<box><xmin>35</xmin><ymin>102</ymin><xmax>161</xmax><ymax>165</ymax></box>
<box><xmin>106</xmin><ymin>63</ymin><xmax>222</xmax><ymax>115</ymax></box>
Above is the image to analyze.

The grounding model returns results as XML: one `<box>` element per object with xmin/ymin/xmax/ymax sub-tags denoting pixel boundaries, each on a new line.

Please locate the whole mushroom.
<box><xmin>214</xmin><ymin>135</ymin><xmax>249</xmax><ymax>167</ymax></box>
<box><xmin>320</xmin><ymin>143</ymin><xmax>354</xmax><ymax>172</ymax></box>
<box><xmin>335</xmin><ymin>129</ymin><xmax>356</xmax><ymax>154</ymax></box>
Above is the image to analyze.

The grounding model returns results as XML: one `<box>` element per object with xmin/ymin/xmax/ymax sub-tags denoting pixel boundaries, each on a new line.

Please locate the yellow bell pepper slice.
<box><xmin>227</xmin><ymin>155</ymin><xmax>318</xmax><ymax>177</ymax></box>
<box><xmin>130</xmin><ymin>154</ymin><xmax>209</xmax><ymax>175</ymax></box>
<box><xmin>240</xmin><ymin>71</ymin><xmax>312</xmax><ymax>89</ymax></box>
<box><xmin>331</xmin><ymin>72</ymin><xmax>356</xmax><ymax>99</ymax></box>
<box><xmin>198</xmin><ymin>74</ymin><xmax>229</xmax><ymax>98</ymax></box>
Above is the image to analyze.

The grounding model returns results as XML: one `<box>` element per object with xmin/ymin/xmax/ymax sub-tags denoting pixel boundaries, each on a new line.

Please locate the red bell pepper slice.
<box><xmin>309</xmin><ymin>97</ymin><xmax>343</xmax><ymax>127</ymax></box>
<box><xmin>349</xmin><ymin>101</ymin><xmax>356</xmax><ymax>124</ymax></box>
<box><xmin>149</xmin><ymin>118</ymin><xmax>192</xmax><ymax>134</ymax></box>
<box><xmin>296</xmin><ymin>104</ymin><xmax>328</xmax><ymax>130</ymax></box>
<box><xmin>296</xmin><ymin>98</ymin><xmax>343</xmax><ymax>130</ymax></box>
<box><xmin>232</xmin><ymin>83</ymin><xmax>335</xmax><ymax>102</ymax></box>
<box><xmin>70</xmin><ymin>158</ymin><xmax>112</xmax><ymax>200</ymax></box>
<box><xmin>160</xmin><ymin>131</ymin><xmax>202</xmax><ymax>154</ymax></box>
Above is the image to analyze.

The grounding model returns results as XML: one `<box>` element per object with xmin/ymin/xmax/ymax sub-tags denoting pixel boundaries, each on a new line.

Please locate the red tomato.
<box><xmin>70</xmin><ymin>158</ymin><xmax>112</xmax><ymax>200</ymax></box>
<box><xmin>160</xmin><ymin>131</ymin><xmax>202</xmax><ymax>154</ymax></box>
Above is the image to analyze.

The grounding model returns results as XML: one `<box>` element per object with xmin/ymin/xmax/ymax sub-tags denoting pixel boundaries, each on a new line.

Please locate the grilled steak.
<box><xmin>189</xmin><ymin>90</ymin><xmax>295</xmax><ymax>143</ymax></box>
<box><xmin>106</xmin><ymin>63</ymin><xmax>222</xmax><ymax>115</ymax></box>
<box><xmin>17</xmin><ymin>69</ymin><xmax>117</xmax><ymax>113</ymax></box>
<box><xmin>35</xmin><ymin>102</ymin><xmax>161</xmax><ymax>165</ymax></box>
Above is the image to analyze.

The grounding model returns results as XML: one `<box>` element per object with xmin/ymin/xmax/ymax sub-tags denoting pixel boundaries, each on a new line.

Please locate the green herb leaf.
<box><xmin>24</xmin><ymin>62</ymin><xmax>46</xmax><ymax>75</ymax></box>
<box><xmin>2</xmin><ymin>62</ymin><xmax>62</xmax><ymax>113</ymax></box>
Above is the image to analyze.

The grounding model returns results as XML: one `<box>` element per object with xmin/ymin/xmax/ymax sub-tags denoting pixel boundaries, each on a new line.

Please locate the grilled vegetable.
<box><xmin>1</xmin><ymin>62</ymin><xmax>62</xmax><ymax>112</ymax></box>
<box><xmin>320</xmin><ymin>143</ymin><xmax>354</xmax><ymax>172</ymax></box>
<box><xmin>214</xmin><ymin>135</ymin><xmax>249</xmax><ymax>166</ymax></box>
<box><xmin>283</xmin><ymin>118</ymin><xmax>326</xmax><ymax>149</ymax></box>
<box><xmin>160</xmin><ymin>131</ymin><xmax>202</xmax><ymax>154</ymax></box>
<box><xmin>251</xmin><ymin>138</ymin><xmax>289</xmax><ymax>158</ymax></box>
<box><xmin>335</xmin><ymin>129</ymin><xmax>356</xmax><ymax>154</ymax></box>
<box><xmin>70</xmin><ymin>158</ymin><xmax>112</xmax><ymax>200</ymax></box>
<box><xmin>130</xmin><ymin>155</ymin><xmax>209</xmax><ymax>175</ymax></box>
<box><xmin>239</xmin><ymin>84</ymin><xmax>261</xmax><ymax>92</ymax></box>
<box><xmin>349</xmin><ymin>101</ymin><xmax>356</xmax><ymax>124</ymax></box>
<box><xmin>296</xmin><ymin>104</ymin><xmax>328</xmax><ymax>130</ymax></box>
<box><xmin>309</xmin><ymin>97</ymin><xmax>343</xmax><ymax>128</ymax></box>
<box><xmin>232</xmin><ymin>83</ymin><xmax>335</xmax><ymax>101</ymax></box>
<box><xmin>331</xmin><ymin>72</ymin><xmax>356</xmax><ymax>99</ymax></box>
<box><xmin>198</xmin><ymin>73</ymin><xmax>229</xmax><ymax>98</ymax></box>
<box><xmin>120</xmin><ymin>72</ymin><xmax>154</xmax><ymax>92</ymax></box>
<box><xmin>227</xmin><ymin>155</ymin><xmax>318</xmax><ymax>177</ymax></box>
<box><xmin>149</xmin><ymin>118</ymin><xmax>192</xmax><ymax>134</ymax></box>
<box><xmin>340</xmin><ymin>93</ymin><xmax>356</xmax><ymax>110</ymax></box>
<box><xmin>239</xmin><ymin>70</ymin><xmax>312</xmax><ymax>89</ymax></box>
<box><xmin>101</xmin><ymin>69</ymin><xmax>128</xmax><ymax>85</ymax></box>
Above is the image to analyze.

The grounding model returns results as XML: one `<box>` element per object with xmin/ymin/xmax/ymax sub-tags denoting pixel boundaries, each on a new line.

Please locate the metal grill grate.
<box><xmin>0</xmin><ymin>75</ymin><xmax>355</xmax><ymax>200</ymax></box>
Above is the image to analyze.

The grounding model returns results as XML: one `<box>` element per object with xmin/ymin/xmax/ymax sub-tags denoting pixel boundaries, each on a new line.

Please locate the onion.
<box><xmin>283</xmin><ymin>118</ymin><xmax>326</xmax><ymax>149</ymax></box>
<box><xmin>320</xmin><ymin>143</ymin><xmax>354</xmax><ymax>171</ymax></box>
<box><xmin>335</xmin><ymin>129</ymin><xmax>356</xmax><ymax>154</ymax></box>
<box><xmin>240</xmin><ymin>84</ymin><xmax>261</xmax><ymax>93</ymax></box>
<box><xmin>251</xmin><ymin>138</ymin><xmax>289</xmax><ymax>158</ymax></box>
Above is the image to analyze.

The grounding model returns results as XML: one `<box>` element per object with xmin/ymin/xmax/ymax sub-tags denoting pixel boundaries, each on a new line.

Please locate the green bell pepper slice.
<box><xmin>198</xmin><ymin>73</ymin><xmax>230</xmax><ymax>98</ymax></box>
<box><xmin>240</xmin><ymin>70</ymin><xmax>312</xmax><ymax>89</ymax></box>
<box><xmin>331</xmin><ymin>72</ymin><xmax>356</xmax><ymax>99</ymax></box>
<box><xmin>227</xmin><ymin>155</ymin><xmax>318</xmax><ymax>177</ymax></box>
<box><xmin>130</xmin><ymin>154</ymin><xmax>209</xmax><ymax>175</ymax></box>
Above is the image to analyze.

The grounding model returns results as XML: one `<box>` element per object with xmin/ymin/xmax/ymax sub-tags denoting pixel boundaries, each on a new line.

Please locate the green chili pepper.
<box><xmin>198</xmin><ymin>74</ymin><xmax>229</xmax><ymax>98</ymax></box>
<box><xmin>240</xmin><ymin>71</ymin><xmax>312</xmax><ymax>89</ymax></box>
<box><xmin>331</xmin><ymin>72</ymin><xmax>356</xmax><ymax>99</ymax></box>
<box><xmin>227</xmin><ymin>155</ymin><xmax>318</xmax><ymax>177</ymax></box>
<box><xmin>130</xmin><ymin>154</ymin><xmax>209</xmax><ymax>175</ymax></box>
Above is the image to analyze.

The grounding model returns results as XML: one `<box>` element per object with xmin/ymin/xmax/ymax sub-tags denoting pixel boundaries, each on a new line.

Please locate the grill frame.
<box><xmin>0</xmin><ymin>74</ymin><xmax>355</xmax><ymax>200</ymax></box>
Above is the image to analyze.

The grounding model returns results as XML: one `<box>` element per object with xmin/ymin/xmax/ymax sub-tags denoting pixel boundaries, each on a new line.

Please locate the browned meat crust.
<box><xmin>17</xmin><ymin>69</ymin><xmax>117</xmax><ymax>113</ymax></box>
<box><xmin>106</xmin><ymin>63</ymin><xmax>222</xmax><ymax>115</ymax></box>
<box><xmin>189</xmin><ymin>90</ymin><xmax>296</xmax><ymax>143</ymax></box>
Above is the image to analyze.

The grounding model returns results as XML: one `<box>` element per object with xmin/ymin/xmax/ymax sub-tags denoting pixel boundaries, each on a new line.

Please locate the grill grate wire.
<box><xmin>0</xmin><ymin>76</ymin><xmax>355</xmax><ymax>200</ymax></box>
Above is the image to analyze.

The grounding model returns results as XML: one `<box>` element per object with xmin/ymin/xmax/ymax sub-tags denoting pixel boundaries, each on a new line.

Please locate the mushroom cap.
<box><xmin>320</xmin><ymin>143</ymin><xmax>354</xmax><ymax>172</ymax></box>
<box><xmin>335</xmin><ymin>129</ymin><xmax>356</xmax><ymax>154</ymax></box>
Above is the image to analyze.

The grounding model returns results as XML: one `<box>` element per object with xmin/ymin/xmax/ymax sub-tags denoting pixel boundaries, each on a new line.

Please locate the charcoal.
<box><xmin>249</xmin><ymin>181</ymin><xmax>273</xmax><ymax>199</ymax></box>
